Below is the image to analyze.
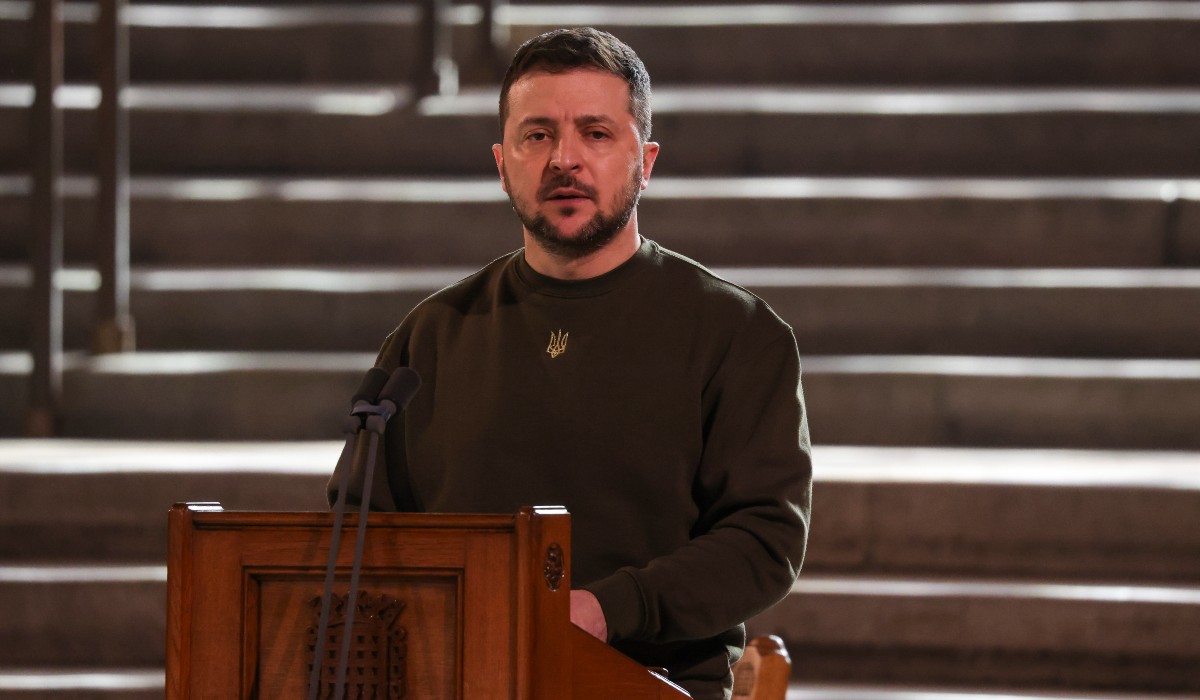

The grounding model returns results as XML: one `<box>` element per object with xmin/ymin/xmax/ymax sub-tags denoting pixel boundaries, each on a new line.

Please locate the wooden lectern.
<box><xmin>166</xmin><ymin>502</ymin><xmax>690</xmax><ymax>699</ymax></box>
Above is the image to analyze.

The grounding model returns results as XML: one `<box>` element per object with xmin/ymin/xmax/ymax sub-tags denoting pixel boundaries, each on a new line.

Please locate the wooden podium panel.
<box><xmin>252</xmin><ymin>571</ymin><xmax>459</xmax><ymax>697</ymax></box>
<box><xmin>167</xmin><ymin>503</ymin><xmax>690</xmax><ymax>699</ymax></box>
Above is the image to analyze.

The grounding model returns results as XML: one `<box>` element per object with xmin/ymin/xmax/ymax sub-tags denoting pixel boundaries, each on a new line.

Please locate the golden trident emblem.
<box><xmin>546</xmin><ymin>329</ymin><xmax>569</xmax><ymax>359</ymax></box>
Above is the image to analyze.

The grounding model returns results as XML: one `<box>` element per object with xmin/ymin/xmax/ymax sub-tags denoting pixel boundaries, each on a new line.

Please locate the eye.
<box><xmin>526</xmin><ymin>131</ymin><xmax>549</xmax><ymax>142</ymax></box>
<box><xmin>587</xmin><ymin>130</ymin><xmax>610</xmax><ymax>140</ymax></box>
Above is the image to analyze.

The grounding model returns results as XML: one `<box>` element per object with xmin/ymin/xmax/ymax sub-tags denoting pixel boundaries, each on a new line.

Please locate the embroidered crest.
<box><xmin>546</xmin><ymin>329</ymin><xmax>569</xmax><ymax>358</ymax></box>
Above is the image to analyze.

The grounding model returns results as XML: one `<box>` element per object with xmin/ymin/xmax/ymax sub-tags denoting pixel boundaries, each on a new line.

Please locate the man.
<box><xmin>332</xmin><ymin>27</ymin><xmax>812</xmax><ymax>699</ymax></box>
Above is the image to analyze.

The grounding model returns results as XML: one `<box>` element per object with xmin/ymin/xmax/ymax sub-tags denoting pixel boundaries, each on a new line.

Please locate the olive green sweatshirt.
<box><xmin>339</xmin><ymin>238</ymin><xmax>812</xmax><ymax>699</ymax></box>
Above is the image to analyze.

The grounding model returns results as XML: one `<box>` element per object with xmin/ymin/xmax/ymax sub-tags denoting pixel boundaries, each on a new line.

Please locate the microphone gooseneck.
<box><xmin>309</xmin><ymin>366</ymin><xmax>421</xmax><ymax>700</ymax></box>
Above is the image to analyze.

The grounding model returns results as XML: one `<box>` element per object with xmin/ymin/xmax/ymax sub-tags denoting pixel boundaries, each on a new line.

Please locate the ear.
<box><xmin>639</xmin><ymin>141</ymin><xmax>660</xmax><ymax>190</ymax></box>
<box><xmin>492</xmin><ymin>143</ymin><xmax>508</xmax><ymax>194</ymax></box>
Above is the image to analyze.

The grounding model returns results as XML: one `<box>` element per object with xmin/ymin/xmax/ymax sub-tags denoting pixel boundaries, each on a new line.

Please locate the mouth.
<box><xmin>540</xmin><ymin>181</ymin><xmax>595</xmax><ymax>202</ymax></box>
<box><xmin>541</xmin><ymin>186</ymin><xmax>594</xmax><ymax>203</ymax></box>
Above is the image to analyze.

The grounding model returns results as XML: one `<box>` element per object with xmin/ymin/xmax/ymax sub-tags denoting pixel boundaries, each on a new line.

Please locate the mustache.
<box><xmin>537</xmin><ymin>176</ymin><xmax>598</xmax><ymax>200</ymax></box>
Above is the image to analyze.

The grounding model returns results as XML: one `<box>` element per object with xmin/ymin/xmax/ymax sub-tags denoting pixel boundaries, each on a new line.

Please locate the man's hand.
<box><xmin>570</xmin><ymin>589</ymin><xmax>608</xmax><ymax>641</ymax></box>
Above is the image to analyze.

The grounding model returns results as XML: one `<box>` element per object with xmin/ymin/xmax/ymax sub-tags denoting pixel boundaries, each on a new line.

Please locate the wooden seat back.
<box><xmin>731</xmin><ymin>635</ymin><xmax>791</xmax><ymax>699</ymax></box>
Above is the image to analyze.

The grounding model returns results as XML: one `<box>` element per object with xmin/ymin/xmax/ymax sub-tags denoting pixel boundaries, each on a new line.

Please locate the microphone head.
<box><xmin>379</xmin><ymin>367</ymin><xmax>422</xmax><ymax>411</ymax></box>
<box><xmin>350</xmin><ymin>367</ymin><xmax>390</xmax><ymax>408</ymax></box>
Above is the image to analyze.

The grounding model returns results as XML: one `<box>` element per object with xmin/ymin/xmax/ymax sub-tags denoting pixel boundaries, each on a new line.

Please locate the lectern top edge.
<box><xmin>170</xmin><ymin>501</ymin><xmax>571</xmax><ymax>532</ymax></box>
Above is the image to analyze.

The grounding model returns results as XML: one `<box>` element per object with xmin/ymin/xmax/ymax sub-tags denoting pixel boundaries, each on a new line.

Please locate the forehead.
<box><xmin>504</xmin><ymin>68</ymin><xmax>634</xmax><ymax>128</ymax></box>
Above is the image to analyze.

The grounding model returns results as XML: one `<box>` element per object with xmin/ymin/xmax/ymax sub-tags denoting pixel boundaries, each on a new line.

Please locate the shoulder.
<box><xmin>416</xmin><ymin>250</ymin><xmax>519</xmax><ymax>316</ymax></box>
<box><xmin>375</xmin><ymin>250</ymin><xmax>519</xmax><ymax>367</ymax></box>
<box><xmin>650</xmin><ymin>242</ymin><xmax>793</xmax><ymax>342</ymax></box>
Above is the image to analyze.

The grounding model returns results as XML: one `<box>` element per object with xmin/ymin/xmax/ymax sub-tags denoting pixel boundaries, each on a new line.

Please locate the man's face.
<box><xmin>493</xmin><ymin>68</ymin><xmax>658</xmax><ymax>259</ymax></box>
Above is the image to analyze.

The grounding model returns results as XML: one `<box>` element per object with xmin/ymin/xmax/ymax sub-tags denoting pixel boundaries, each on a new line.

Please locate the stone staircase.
<box><xmin>753</xmin><ymin>448</ymin><xmax>1200</xmax><ymax>694</ymax></box>
<box><xmin>3</xmin><ymin>443</ymin><xmax>1198</xmax><ymax>698</ymax></box>
<box><xmin>1</xmin><ymin>0</ymin><xmax>1199</xmax><ymax>697</ymax></box>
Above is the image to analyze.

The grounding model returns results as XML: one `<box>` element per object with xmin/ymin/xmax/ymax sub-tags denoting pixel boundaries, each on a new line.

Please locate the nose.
<box><xmin>548</xmin><ymin>133</ymin><xmax>581</xmax><ymax>173</ymax></box>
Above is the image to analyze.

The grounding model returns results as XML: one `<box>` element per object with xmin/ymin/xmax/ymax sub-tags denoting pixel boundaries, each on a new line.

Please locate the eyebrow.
<box><xmin>574</xmin><ymin>114</ymin><xmax>617</xmax><ymax>128</ymax></box>
<box><xmin>516</xmin><ymin>114</ymin><xmax>618</xmax><ymax>130</ymax></box>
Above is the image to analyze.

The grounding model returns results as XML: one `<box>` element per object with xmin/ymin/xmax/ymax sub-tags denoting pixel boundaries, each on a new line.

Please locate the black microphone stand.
<box><xmin>308</xmin><ymin>368</ymin><xmax>419</xmax><ymax>700</ymax></box>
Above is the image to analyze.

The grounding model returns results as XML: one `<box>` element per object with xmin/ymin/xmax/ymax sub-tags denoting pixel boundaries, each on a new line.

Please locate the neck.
<box><xmin>522</xmin><ymin>218</ymin><xmax>641</xmax><ymax>280</ymax></box>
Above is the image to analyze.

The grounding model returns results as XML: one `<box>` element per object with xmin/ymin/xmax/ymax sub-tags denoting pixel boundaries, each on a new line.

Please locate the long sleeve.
<box><xmin>585</xmin><ymin>329</ymin><xmax>813</xmax><ymax>644</ymax></box>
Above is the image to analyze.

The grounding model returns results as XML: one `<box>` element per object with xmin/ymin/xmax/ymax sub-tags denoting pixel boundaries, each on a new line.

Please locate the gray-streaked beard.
<box><xmin>507</xmin><ymin>166</ymin><xmax>643</xmax><ymax>261</ymax></box>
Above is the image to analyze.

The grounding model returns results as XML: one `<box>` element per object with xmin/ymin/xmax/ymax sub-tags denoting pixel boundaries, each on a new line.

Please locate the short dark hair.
<box><xmin>499</xmin><ymin>27</ymin><xmax>652</xmax><ymax>143</ymax></box>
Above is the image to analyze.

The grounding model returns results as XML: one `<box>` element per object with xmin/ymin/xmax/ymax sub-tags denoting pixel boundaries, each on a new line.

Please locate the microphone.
<box><xmin>349</xmin><ymin>367</ymin><xmax>421</xmax><ymax>433</ymax></box>
<box><xmin>350</xmin><ymin>366</ymin><xmax>390</xmax><ymax>407</ymax></box>
<box><xmin>378</xmin><ymin>367</ymin><xmax>422</xmax><ymax>420</ymax></box>
<box><xmin>312</xmin><ymin>365</ymin><xmax>421</xmax><ymax>700</ymax></box>
<box><xmin>343</xmin><ymin>367</ymin><xmax>390</xmax><ymax>433</ymax></box>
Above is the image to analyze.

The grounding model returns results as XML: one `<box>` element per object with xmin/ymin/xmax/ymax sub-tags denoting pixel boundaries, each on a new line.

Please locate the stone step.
<box><xmin>4</xmin><ymin>85</ymin><xmax>1200</xmax><ymax>176</ymax></box>
<box><xmin>2</xmin><ymin>176</ymin><xmax>1197</xmax><ymax>268</ymax></box>
<box><xmin>0</xmin><ymin>564</ymin><xmax>165</xmax><ymax>667</ymax></box>
<box><xmin>505</xmin><ymin>5</ymin><xmax>1200</xmax><ymax>88</ymax></box>
<box><xmin>2</xmin><ymin>354</ymin><xmax>1200</xmax><ymax>447</ymax></box>
<box><xmin>0</xmin><ymin>676</ymin><xmax>1180</xmax><ymax>700</ymax></box>
<box><xmin>783</xmin><ymin>684</ymin><xmax>1189</xmax><ymax>700</ymax></box>
<box><xmin>1</xmin><ymin>676</ymin><xmax>1190</xmax><ymax>699</ymax></box>
<box><xmin>3</xmin><ymin>441</ymin><xmax>1198</xmax><ymax>583</ymax></box>
<box><xmin>4</xmin><ymin>562</ymin><xmax>1197</xmax><ymax>691</ymax></box>
<box><xmin>804</xmin><ymin>355</ymin><xmax>1200</xmax><ymax>449</ymax></box>
<box><xmin>4</xmin><ymin>266</ymin><xmax>1200</xmax><ymax>358</ymax></box>
<box><xmin>0</xmin><ymin>668</ymin><xmax>161</xmax><ymax>700</ymax></box>
<box><xmin>808</xmin><ymin>446</ymin><xmax>1200</xmax><ymax>581</ymax></box>
<box><xmin>0</xmin><ymin>351</ymin><xmax>376</xmax><ymax>441</ymax></box>
<box><xmin>0</xmin><ymin>440</ymin><xmax>331</xmax><ymax>561</ymax></box>
<box><xmin>2</xmin><ymin>2</ymin><xmax>1198</xmax><ymax>86</ymax></box>
<box><xmin>749</xmin><ymin>575</ymin><xmax>1200</xmax><ymax>692</ymax></box>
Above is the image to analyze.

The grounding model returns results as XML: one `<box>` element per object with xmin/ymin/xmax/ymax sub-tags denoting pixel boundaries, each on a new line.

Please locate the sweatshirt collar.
<box><xmin>514</xmin><ymin>237</ymin><xmax>654</xmax><ymax>298</ymax></box>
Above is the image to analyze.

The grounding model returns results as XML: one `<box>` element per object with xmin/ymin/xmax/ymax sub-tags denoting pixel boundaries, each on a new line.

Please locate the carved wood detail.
<box><xmin>307</xmin><ymin>591</ymin><xmax>408</xmax><ymax>699</ymax></box>
<box><xmin>544</xmin><ymin>542</ymin><xmax>565</xmax><ymax>591</ymax></box>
